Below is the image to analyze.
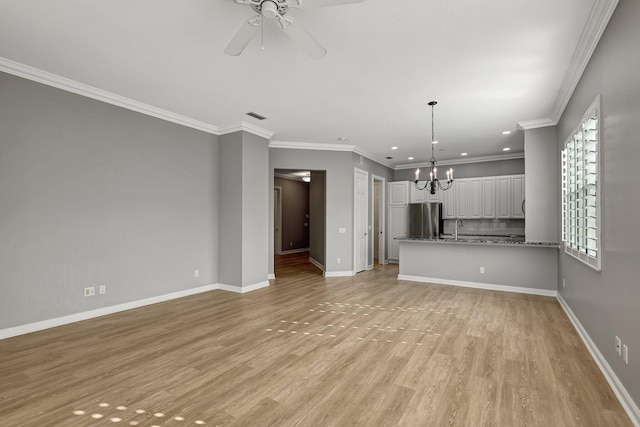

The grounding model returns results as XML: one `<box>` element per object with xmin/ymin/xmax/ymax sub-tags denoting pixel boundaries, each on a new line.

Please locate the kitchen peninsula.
<box><xmin>397</xmin><ymin>238</ymin><xmax>559</xmax><ymax>296</ymax></box>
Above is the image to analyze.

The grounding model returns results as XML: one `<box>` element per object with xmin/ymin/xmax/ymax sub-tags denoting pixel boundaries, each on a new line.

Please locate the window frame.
<box><xmin>561</xmin><ymin>95</ymin><xmax>602</xmax><ymax>271</ymax></box>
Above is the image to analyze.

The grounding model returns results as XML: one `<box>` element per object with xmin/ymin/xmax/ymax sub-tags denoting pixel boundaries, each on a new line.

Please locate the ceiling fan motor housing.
<box><xmin>251</xmin><ymin>0</ymin><xmax>289</xmax><ymax>18</ymax></box>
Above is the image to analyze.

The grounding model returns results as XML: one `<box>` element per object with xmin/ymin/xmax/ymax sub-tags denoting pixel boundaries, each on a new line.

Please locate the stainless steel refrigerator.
<box><xmin>408</xmin><ymin>202</ymin><xmax>443</xmax><ymax>238</ymax></box>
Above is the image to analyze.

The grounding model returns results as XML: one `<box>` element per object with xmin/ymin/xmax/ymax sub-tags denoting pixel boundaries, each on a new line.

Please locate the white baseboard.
<box><xmin>218</xmin><ymin>280</ymin><xmax>270</xmax><ymax>294</ymax></box>
<box><xmin>397</xmin><ymin>274</ymin><xmax>557</xmax><ymax>297</ymax></box>
<box><xmin>308</xmin><ymin>257</ymin><xmax>325</xmax><ymax>273</ymax></box>
<box><xmin>557</xmin><ymin>294</ymin><xmax>640</xmax><ymax>426</ymax></box>
<box><xmin>268</xmin><ymin>273</ymin><xmax>276</xmax><ymax>280</ymax></box>
<box><xmin>324</xmin><ymin>270</ymin><xmax>356</xmax><ymax>277</ymax></box>
<box><xmin>279</xmin><ymin>248</ymin><xmax>310</xmax><ymax>255</ymax></box>
<box><xmin>0</xmin><ymin>284</ymin><xmax>219</xmax><ymax>340</ymax></box>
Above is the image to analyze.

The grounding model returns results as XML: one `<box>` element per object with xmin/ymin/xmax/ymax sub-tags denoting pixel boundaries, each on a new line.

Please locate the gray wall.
<box><xmin>524</xmin><ymin>127</ymin><xmax>558</xmax><ymax>242</ymax></box>
<box><xmin>309</xmin><ymin>171</ymin><xmax>326</xmax><ymax>267</ymax></box>
<box><xmin>241</xmin><ymin>132</ymin><xmax>269</xmax><ymax>287</ymax></box>
<box><xmin>269</xmin><ymin>148</ymin><xmax>353</xmax><ymax>274</ymax></box>
<box><xmin>557</xmin><ymin>0</ymin><xmax>640</xmax><ymax>407</ymax></box>
<box><xmin>0</xmin><ymin>71</ymin><xmax>218</xmax><ymax>329</ymax></box>
<box><xmin>219</xmin><ymin>132</ymin><xmax>243</xmax><ymax>286</ymax></box>
<box><xmin>394</xmin><ymin>157</ymin><xmax>524</xmax><ymax>181</ymax></box>
<box><xmin>274</xmin><ymin>176</ymin><xmax>310</xmax><ymax>251</ymax></box>
<box><xmin>399</xmin><ymin>241</ymin><xmax>558</xmax><ymax>292</ymax></box>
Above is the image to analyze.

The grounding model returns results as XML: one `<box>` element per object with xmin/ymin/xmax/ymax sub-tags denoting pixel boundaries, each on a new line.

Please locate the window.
<box><xmin>561</xmin><ymin>96</ymin><xmax>601</xmax><ymax>271</ymax></box>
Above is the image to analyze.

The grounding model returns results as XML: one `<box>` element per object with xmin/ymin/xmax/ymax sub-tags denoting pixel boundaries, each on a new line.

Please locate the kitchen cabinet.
<box><xmin>455</xmin><ymin>179</ymin><xmax>469</xmax><ymax>219</ymax></box>
<box><xmin>442</xmin><ymin>183</ymin><xmax>457</xmax><ymax>219</ymax></box>
<box><xmin>511</xmin><ymin>175</ymin><xmax>525</xmax><ymax>218</ymax></box>
<box><xmin>388</xmin><ymin>182</ymin><xmax>409</xmax><ymax>261</ymax></box>
<box><xmin>411</xmin><ymin>181</ymin><xmax>443</xmax><ymax>203</ymax></box>
<box><xmin>388</xmin><ymin>205</ymin><xmax>408</xmax><ymax>261</ymax></box>
<box><xmin>468</xmin><ymin>178</ymin><xmax>483</xmax><ymax>219</ymax></box>
<box><xmin>496</xmin><ymin>175</ymin><xmax>525</xmax><ymax>218</ymax></box>
<box><xmin>389</xmin><ymin>181</ymin><xmax>409</xmax><ymax>205</ymax></box>
<box><xmin>496</xmin><ymin>176</ymin><xmax>512</xmax><ymax>218</ymax></box>
<box><xmin>482</xmin><ymin>177</ymin><xmax>496</xmax><ymax>218</ymax></box>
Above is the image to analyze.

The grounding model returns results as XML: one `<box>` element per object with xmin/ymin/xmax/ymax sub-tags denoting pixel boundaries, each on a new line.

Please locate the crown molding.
<box><xmin>218</xmin><ymin>121</ymin><xmax>275</xmax><ymax>140</ymax></box>
<box><xmin>549</xmin><ymin>0</ymin><xmax>619</xmax><ymax>123</ymax></box>
<box><xmin>517</xmin><ymin>117</ymin><xmax>558</xmax><ymax>130</ymax></box>
<box><xmin>269</xmin><ymin>141</ymin><xmax>394</xmax><ymax>169</ymax></box>
<box><xmin>0</xmin><ymin>57</ymin><xmax>223</xmax><ymax>134</ymax></box>
<box><xmin>394</xmin><ymin>152</ymin><xmax>524</xmax><ymax>170</ymax></box>
<box><xmin>518</xmin><ymin>0</ymin><xmax>619</xmax><ymax>129</ymax></box>
<box><xmin>269</xmin><ymin>140</ymin><xmax>356</xmax><ymax>152</ymax></box>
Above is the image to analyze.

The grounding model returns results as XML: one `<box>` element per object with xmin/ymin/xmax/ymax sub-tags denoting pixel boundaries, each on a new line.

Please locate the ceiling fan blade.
<box><xmin>224</xmin><ymin>17</ymin><xmax>261</xmax><ymax>56</ymax></box>
<box><xmin>280</xmin><ymin>20</ymin><xmax>327</xmax><ymax>59</ymax></box>
<box><xmin>296</xmin><ymin>0</ymin><xmax>365</xmax><ymax>9</ymax></box>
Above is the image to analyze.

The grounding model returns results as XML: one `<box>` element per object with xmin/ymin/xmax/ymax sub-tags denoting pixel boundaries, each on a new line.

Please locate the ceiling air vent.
<box><xmin>246</xmin><ymin>111</ymin><xmax>267</xmax><ymax>120</ymax></box>
<box><xmin>386</xmin><ymin>156</ymin><xmax>393</xmax><ymax>160</ymax></box>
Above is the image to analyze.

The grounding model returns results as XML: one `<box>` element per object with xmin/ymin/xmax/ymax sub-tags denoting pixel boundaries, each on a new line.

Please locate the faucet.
<box><xmin>454</xmin><ymin>219</ymin><xmax>463</xmax><ymax>240</ymax></box>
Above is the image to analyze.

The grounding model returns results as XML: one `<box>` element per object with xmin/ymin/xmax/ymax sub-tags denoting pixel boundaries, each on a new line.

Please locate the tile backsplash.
<box><xmin>443</xmin><ymin>219</ymin><xmax>525</xmax><ymax>237</ymax></box>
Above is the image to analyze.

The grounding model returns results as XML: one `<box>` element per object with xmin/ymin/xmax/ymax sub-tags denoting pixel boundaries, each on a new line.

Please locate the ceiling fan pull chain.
<box><xmin>261</xmin><ymin>16</ymin><xmax>265</xmax><ymax>50</ymax></box>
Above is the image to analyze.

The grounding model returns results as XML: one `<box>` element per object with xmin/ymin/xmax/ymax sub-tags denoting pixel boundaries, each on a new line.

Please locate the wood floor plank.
<box><xmin>0</xmin><ymin>252</ymin><xmax>633</xmax><ymax>426</ymax></box>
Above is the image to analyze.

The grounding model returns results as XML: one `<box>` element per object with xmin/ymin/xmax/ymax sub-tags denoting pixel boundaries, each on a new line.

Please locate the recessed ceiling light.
<box><xmin>391</xmin><ymin>146</ymin><xmax>398</xmax><ymax>150</ymax></box>
<box><xmin>408</xmin><ymin>157</ymin><xmax>414</xmax><ymax>160</ymax></box>
<box><xmin>502</xmin><ymin>130</ymin><xmax>512</xmax><ymax>135</ymax></box>
<box><xmin>461</xmin><ymin>152</ymin><xmax>468</xmax><ymax>156</ymax></box>
<box><xmin>503</xmin><ymin>147</ymin><xmax>511</xmax><ymax>151</ymax></box>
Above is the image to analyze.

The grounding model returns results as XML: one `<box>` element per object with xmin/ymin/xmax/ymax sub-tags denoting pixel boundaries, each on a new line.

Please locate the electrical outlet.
<box><xmin>99</xmin><ymin>285</ymin><xmax>106</xmax><ymax>295</ymax></box>
<box><xmin>563</xmin><ymin>278</ymin><xmax>566</xmax><ymax>288</ymax></box>
<box><xmin>615</xmin><ymin>336</ymin><xmax>622</xmax><ymax>356</ymax></box>
<box><xmin>623</xmin><ymin>344</ymin><xmax>629</xmax><ymax>364</ymax></box>
<box><xmin>194</xmin><ymin>270</ymin><xmax>200</xmax><ymax>278</ymax></box>
<box><xmin>84</xmin><ymin>286</ymin><xmax>95</xmax><ymax>297</ymax></box>
<box><xmin>480</xmin><ymin>267</ymin><xmax>485</xmax><ymax>274</ymax></box>
<box><xmin>337</xmin><ymin>257</ymin><xmax>341</xmax><ymax>264</ymax></box>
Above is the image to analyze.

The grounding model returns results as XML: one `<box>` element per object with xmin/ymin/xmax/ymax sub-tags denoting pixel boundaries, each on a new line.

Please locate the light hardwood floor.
<box><xmin>0</xmin><ymin>253</ymin><xmax>632</xmax><ymax>426</ymax></box>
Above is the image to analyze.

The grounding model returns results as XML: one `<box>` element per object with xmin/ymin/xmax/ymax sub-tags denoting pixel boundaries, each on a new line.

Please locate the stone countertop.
<box><xmin>397</xmin><ymin>237</ymin><xmax>559</xmax><ymax>247</ymax></box>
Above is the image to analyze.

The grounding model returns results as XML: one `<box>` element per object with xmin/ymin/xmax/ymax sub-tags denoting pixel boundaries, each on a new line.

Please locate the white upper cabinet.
<box><xmin>389</xmin><ymin>181</ymin><xmax>409</xmax><ymax>205</ymax></box>
<box><xmin>482</xmin><ymin>177</ymin><xmax>496</xmax><ymax>218</ymax></box>
<box><xmin>496</xmin><ymin>176</ymin><xmax>512</xmax><ymax>218</ymax></box>
<box><xmin>468</xmin><ymin>178</ymin><xmax>483</xmax><ymax>219</ymax></box>
<box><xmin>442</xmin><ymin>183</ymin><xmax>457</xmax><ymax>219</ymax></box>
<box><xmin>511</xmin><ymin>175</ymin><xmax>525</xmax><ymax>218</ymax></box>
<box><xmin>455</xmin><ymin>180</ymin><xmax>469</xmax><ymax>219</ymax></box>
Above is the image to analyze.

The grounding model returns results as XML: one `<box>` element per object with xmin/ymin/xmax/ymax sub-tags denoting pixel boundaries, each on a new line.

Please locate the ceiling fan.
<box><xmin>224</xmin><ymin>0</ymin><xmax>364</xmax><ymax>59</ymax></box>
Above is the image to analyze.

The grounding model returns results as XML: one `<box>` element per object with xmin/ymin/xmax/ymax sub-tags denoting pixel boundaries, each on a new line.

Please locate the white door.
<box><xmin>354</xmin><ymin>168</ymin><xmax>368</xmax><ymax>273</ymax></box>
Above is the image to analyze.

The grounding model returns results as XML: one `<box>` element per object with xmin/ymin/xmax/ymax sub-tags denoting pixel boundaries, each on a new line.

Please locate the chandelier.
<box><xmin>415</xmin><ymin>101</ymin><xmax>453</xmax><ymax>194</ymax></box>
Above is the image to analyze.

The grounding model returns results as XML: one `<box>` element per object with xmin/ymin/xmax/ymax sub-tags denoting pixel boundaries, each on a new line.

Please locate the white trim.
<box><xmin>394</xmin><ymin>152</ymin><xmax>524</xmax><ymax>169</ymax></box>
<box><xmin>218</xmin><ymin>280</ymin><xmax>270</xmax><ymax>294</ymax></box>
<box><xmin>218</xmin><ymin>120</ymin><xmax>274</xmax><ymax>140</ymax></box>
<box><xmin>0</xmin><ymin>284</ymin><xmax>219</xmax><ymax>340</ymax></box>
<box><xmin>268</xmin><ymin>273</ymin><xmax>276</xmax><ymax>280</ymax></box>
<box><xmin>517</xmin><ymin>118</ymin><xmax>558</xmax><ymax>130</ymax></box>
<box><xmin>517</xmin><ymin>0</ymin><xmax>619</xmax><ymax>129</ymax></box>
<box><xmin>0</xmin><ymin>57</ymin><xmax>272</xmax><ymax>140</ymax></box>
<box><xmin>371</xmin><ymin>174</ymin><xmax>386</xmax><ymax>268</ymax></box>
<box><xmin>397</xmin><ymin>274</ymin><xmax>557</xmax><ymax>297</ymax></box>
<box><xmin>324</xmin><ymin>270</ymin><xmax>356</xmax><ymax>277</ymax></box>
<box><xmin>549</xmin><ymin>0</ymin><xmax>619</xmax><ymax>124</ymax></box>
<box><xmin>557</xmin><ymin>294</ymin><xmax>640</xmax><ymax>427</ymax></box>
<box><xmin>274</xmin><ymin>185</ymin><xmax>283</xmax><ymax>255</ymax></box>
<box><xmin>269</xmin><ymin>140</ymin><xmax>394</xmax><ymax>169</ymax></box>
<box><xmin>279</xmin><ymin>247</ymin><xmax>310</xmax><ymax>255</ymax></box>
<box><xmin>354</xmin><ymin>167</ymin><xmax>369</xmax><ymax>274</ymax></box>
<box><xmin>308</xmin><ymin>257</ymin><xmax>325</xmax><ymax>272</ymax></box>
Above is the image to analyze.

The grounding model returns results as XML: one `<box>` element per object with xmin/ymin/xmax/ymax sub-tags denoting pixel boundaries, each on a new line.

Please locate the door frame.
<box><xmin>274</xmin><ymin>185</ymin><xmax>282</xmax><ymax>255</ymax></box>
<box><xmin>353</xmin><ymin>167</ymin><xmax>369</xmax><ymax>274</ymax></box>
<box><xmin>371</xmin><ymin>174</ymin><xmax>386</xmax><ymax>267</ymax></box>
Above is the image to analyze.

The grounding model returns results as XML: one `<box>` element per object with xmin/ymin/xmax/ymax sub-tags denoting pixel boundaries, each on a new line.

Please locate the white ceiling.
<box><xmin>0</xmin><ymin>0</ymin><xmax>616</xmax><ymax>168</ymax></box>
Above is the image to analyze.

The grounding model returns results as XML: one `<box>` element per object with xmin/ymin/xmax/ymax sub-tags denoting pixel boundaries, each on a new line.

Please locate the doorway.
<box><xmin>354</xmin><ymin>168</ymin><xmax>368</xmax><ymax>273</ymax></box>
